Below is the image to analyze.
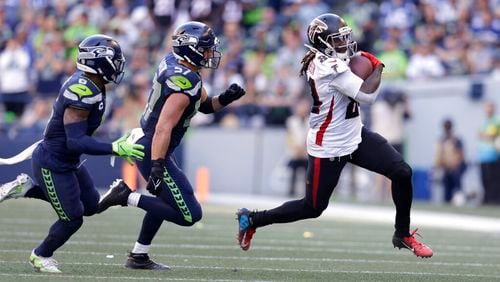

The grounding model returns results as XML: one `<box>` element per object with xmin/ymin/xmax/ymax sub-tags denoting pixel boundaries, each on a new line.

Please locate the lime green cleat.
<box><xmin>29</xmin><ymin>250</ymin><xmax>62</xmax><ymax>273</ymax></box>
<box><xmin>0</xmin><ymin>173</ymin><xmax>33</xmax><ymax>203</ymax></box>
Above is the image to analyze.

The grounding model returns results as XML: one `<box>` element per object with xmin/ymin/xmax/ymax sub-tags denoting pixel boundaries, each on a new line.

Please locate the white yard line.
<box><xmin>0</xmin><ymin>230</ymin><xmax>498</xmax><ymax>252</ymax></box>
<box><xmin>5</xmin><ymin>238</ymin><xmax>500</xmax><ymax>258</ymax></box>
<box><xmin>208</xmin><ymin>194</ymin><xmax>500</xmax><ymax>233</ymax></box>
<box><xmin>1</xmin><ymin>261</ymin><xmax>499</xmax><ymax>280</ymax></box>
<box><xmin>0</xmin><ymin>272</ymin><xmax>250</xmax><ymax>281</ymax></box>
<box><xmin>1</xmin><ymin>249</ymin><xmax>499</xmax><ymax>267</ymax></box>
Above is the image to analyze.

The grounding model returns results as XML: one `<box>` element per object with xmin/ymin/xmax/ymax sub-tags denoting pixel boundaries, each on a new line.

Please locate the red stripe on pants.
<box><xmin>312</xmin><ymin>157</ymin><xmax>321</xmax><ymax>209</ymax></box>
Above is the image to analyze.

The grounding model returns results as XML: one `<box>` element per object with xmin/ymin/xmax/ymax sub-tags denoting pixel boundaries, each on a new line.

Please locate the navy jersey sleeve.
<box><xmin>61</xmin><ymin>80</ymin><xmax>103</xmax><ymax>111</ymax></box>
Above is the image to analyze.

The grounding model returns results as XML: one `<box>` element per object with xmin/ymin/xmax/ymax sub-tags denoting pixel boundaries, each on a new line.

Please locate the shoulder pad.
<box><xmin>63</xmin><ymin>77</ymin><xmax>102</xmax><ymax>105</ymax></box>
<box><xmin>167</xmin><ymin>75</ymin><xmax>193</xmax><ymax>90</ymax></box>
<box><xmin>165</xmin><ymin>73</ymin><xmax>201</xmax><ymax>96</ymax></box>
<box><xmin>313</xmin><ymin>55</ymin><xmax>349</xmax><ymax>78</ymax></box>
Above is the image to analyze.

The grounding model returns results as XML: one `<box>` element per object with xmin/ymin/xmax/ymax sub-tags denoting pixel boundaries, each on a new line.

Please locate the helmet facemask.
<box><xmin>173</xmin><ymin>34</ymin><xmax>221</xmax><ymax>69</ymax></box>
<box><xmin>199</xmin><ymin>38</ymin><xmax>221</xmax><ymax>69</ymax></box>
<box><xmin>319</xmin><ymin>26</ymin><xmax>357</xmax><ymax>61</ymax></box>
<box><xmin>109</xmin><ymin>54</ymin><xmax>125</xmax><ymax>83</ymax></box>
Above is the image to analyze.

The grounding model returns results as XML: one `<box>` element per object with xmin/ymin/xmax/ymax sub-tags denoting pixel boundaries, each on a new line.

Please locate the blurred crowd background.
<box><xmin>0</xmin><ymin>0</ymin><xmax>499</xmax><ymax>204</ymax></box>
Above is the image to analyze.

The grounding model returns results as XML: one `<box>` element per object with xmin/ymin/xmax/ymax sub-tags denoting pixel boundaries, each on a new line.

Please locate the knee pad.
<box><xmin>389</xmin><ymin>162</ymin><xmax>413</xmax><ymax>181</ymax></box>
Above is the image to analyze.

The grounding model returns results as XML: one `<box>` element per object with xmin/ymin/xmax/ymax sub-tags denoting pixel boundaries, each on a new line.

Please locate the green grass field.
<box><xmin>1</xmin><ymin>199</ymin><xmax>499</xmax><ymax>281</ymax></box>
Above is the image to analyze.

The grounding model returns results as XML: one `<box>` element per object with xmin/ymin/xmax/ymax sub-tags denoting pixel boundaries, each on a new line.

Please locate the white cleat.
<box><xmin>0</xmin><ymin>173</ymin><xmax>34</xmax><ymax>203</ymax></box>
<box><xmin>29</xmin><ymin>250</ymin><xmax>62</xmax><ymax>273</ymax></box>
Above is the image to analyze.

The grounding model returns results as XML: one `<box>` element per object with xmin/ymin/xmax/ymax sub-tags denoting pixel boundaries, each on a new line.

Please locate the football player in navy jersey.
<box><xmin>0</xmin><ymin>35</ymin><xmax>144</xmax><ymax>273</ymax></box>
<box><xmin>96</xmin><ymin>21</ymin><xmax>245</xmax><ymax>269</ymax></box>
<box><xmin>236</xmin><ymin>13</ymin><xmax>433</xmax><ymax>258</ymax></box>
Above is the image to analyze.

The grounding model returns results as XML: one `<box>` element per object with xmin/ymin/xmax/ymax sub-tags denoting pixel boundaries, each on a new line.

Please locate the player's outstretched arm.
<box><xmin>360</xmin><ymin>64</ymin><xmax>383</xmax><ymax>94</ymax></box>
<box><xmin>359</xmin><ymin>51</ymin><xmax>384</xmax><ymax>94</ymax></box>
<box><xmin>64</xmin><ymin>106</ymin><xmax>144</xmax><ymax>161</ymax></box>
<box><xmin>147</xmin><ymin>93</ymin><xmax>189</xmax><ymax>196</ymax></box>
<box><xmin>198</xmin><ymin>84</ymin><xmax>246</xmax><ymax>113</ymax></box>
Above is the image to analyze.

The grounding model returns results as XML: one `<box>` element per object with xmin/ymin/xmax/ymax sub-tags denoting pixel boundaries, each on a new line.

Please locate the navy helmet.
<box><xmin>172</xmin><ymin>21</ymin><xmax>221</xmax><ymax>69</ymax></box>
<box><xmin>307</xmin><ymin>13</ymin><xmax>357</xmax><ymax>60</ymax></box>
<box><xmin>76</xmin><ymin>34</ymin><xmax>125</xmax><ymax>84</ymax></box>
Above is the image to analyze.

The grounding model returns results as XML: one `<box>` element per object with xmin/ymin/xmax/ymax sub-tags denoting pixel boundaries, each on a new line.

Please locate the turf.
<box><xmin>0</xmin><ymin>199</ymin><xmax>499</xmax><ymax>281</ymax></box>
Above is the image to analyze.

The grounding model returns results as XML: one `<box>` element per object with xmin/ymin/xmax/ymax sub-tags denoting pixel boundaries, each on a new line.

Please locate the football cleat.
<box><xmin>29</xmin><ymin>249</ymin><xmax>62</xmax><ymax>273</ymax></box>
<box><xmin>236</xmin><ymin>208</ymin><xmax>256</xmax><ymax>251</ymax></box>
<box><xmin>97</xmin><ymin>179</ymin><xmax>131</xmax><ymax>213</ymax></box>
<box><xmin>0</xmin><ymin>173</ymin><xmax>34</xmax><ymax>203</ymax></box>
<box><xmin>125</xmin><ymin>252</ymin><xmax>170</xmax><ymax>270</ymax></box>
<box><xmin>393</xmin><ymin>229</ymin><xmax>433</xmax><ymax>258</ymax></box>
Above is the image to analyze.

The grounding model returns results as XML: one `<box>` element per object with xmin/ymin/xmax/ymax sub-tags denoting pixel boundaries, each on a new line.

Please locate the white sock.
<box><xmin>127</xmin><ymin>192</ymin><xmax>141</xmax><ymax>207</ymax></box>
<box><xmin>132</xmin><ymin>242</ymin><xmax>150</xmax><ymax>254</ymax></box>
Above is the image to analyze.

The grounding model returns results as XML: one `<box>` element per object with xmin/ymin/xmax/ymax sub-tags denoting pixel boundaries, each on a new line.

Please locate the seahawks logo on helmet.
<box><xmin>308</xmin><ymin>18</ymin><xmax>328</xmax><ymax>44</ymax></box>
<box><xmin>78</xmin><ymin>46</ymin><xmax>115</xmax><ymax>60</ymax></box>
<box><xmin>172</xmin><ymin>34</ymin><xmax>199</xmax><ymax>47</ymax></box>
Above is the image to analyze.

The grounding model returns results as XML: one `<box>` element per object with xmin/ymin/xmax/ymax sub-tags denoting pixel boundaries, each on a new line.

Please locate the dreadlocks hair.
<box><xmin>300</xmin><ymin>50</ymin><xmax>316</xmax><ymax>76</ymax></box>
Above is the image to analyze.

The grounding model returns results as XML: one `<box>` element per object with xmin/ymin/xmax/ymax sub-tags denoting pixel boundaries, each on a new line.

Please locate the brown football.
<box><xmin>349</xmin><ymin>55</ymin><xmax>373</xmax><ymax>80</ymax></box>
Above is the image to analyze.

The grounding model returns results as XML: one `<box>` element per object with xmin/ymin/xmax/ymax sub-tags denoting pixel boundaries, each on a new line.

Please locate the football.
<box><xmin>349</xmin><ymin>55</ymin><xmax>373</xmax><ymax>80</ymax></box>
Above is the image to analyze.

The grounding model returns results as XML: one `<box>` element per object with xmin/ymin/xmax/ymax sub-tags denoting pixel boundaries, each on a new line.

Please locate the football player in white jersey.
<box><xmin>236</xmin><ymin>13</ymin><xmax>433</xmax><ymax>258</ymax></box>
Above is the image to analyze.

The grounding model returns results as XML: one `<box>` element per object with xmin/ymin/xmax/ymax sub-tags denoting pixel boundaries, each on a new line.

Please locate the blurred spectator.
<box><xmin>106</xmin><ymin>3</ymin><xmax>140</xmax><ymax>55</ymax></box>
<box><xmin>247</xmin><ymin>6</ymin><xmax>282</xmax><ymax>53</ymax></box>
<box><xmin>270</xmin><ymin>24</ymin><xmax>304</xmax><ymax>99</ymax></box>
<box><xmin>379</xmin><ymin>0</ymin><xmax>418</xmax><ymax>31</ymax></box>
<box><xmin>414</xmin><ymin>2</ymin><xmax>446</xmax><ymax>45</ymax></box>
<box><xmin>466</xmin><ymin>40</ymin><xmax>494</xmax><ymax>74</ymax></box>
<box><xmin>0</xmin><ymin>9</ymin><xmax>13</xmax><ymax>51</ymax></box>
<box><xmin>436</xmin><ymin>32</ymin><xmax>468</xmax><ymax>75</ymax></box>
<box><xmin>285</xmin><ymin>98</ymin><xmax>309</xmax><ymax>197</ymax></box>
<box><xmin>378</xmin><ymin>39</ymin><xmax>408</xmax><ymax>80</ymax></box>
<box><xmin>34</xmin><ymin>33</ymin><xmax>65</xmax><ymax>100</ymax></box>
<box><xmin>0</xmin><ymin>37</ymin><xmax>31</xmax><ymax>118</ymax></box>
<box><xmin>371</xmin><ymin>88</ymin><xmax>410</xmax><ymax>200</ymax></box>
<box><xmin>345</xmin><ymin>0</ymin><xmax>379</xmax><ymax>52</ymax></box>
<box><xmin>52</xmin><ymin>1</ymin><xmax>70</xmax><ymax>30</ymax></box>
<box><xmin>295</xmin><ymin>0</ymin><xmax>329</xmax><ymax>30</ymax></box>
<box><xmin>434</xmin><ymin>119</ymin><xmax>467</xmax><ymax>203</ymax></box>
<box><xmin>17</xmin><ymin>98</ymin><xmax>51</xmax><ymax>135</ymax></box>
<box><xmin>406</xmin><ymin>43</ymin><xmax>445</xmax><ymax>79</ymax></box>
<box><xmin>63</xmin><ymin>12</ymin><xmax>99</xmax><ymax>61</ymax></box>
<box><xmin>478</xmin><ymin>101</ymin><xmax>500</xmax><ymax>205</ymax></box>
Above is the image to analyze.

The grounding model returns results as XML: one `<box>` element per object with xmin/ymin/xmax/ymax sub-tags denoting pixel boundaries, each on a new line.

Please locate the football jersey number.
<box><xmin>308</xmin><ymin>78</ymin><xmax>321</xmax><ymax>114</ymax></box>
<box><xmin>345</xmin><ymin>98</ymin><xmax>360</xmax><ymax>119</ymax></box>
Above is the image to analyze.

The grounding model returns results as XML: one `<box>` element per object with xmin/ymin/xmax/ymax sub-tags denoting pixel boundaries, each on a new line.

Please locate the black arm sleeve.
<box><xmin>198</xmin><ymin>96</ymin><xmax>215</xmax><ymax>114</ymax></box>
<box><xmin>65</xmin><ymin>121</ymin><xmax>113</xmax><ymax>155</ymax></box>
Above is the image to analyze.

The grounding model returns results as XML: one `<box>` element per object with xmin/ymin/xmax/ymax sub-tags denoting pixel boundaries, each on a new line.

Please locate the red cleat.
<box><xmin>393</xmin><ymin>229</ymin><xmax>433</xmax><ymax>258</ymax></box>
<box><xmin>236</xmin><ymin>208</ymin><xmax>256</xmax><ymax>251</ymax></box>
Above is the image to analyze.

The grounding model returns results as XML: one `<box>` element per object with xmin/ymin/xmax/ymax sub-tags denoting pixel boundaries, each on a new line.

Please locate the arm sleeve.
<box><xmin>353</xmin><ymin>90</ymin><xmax>380</xmax><ymax>104</ymax></box>
<box><xmin>329</xmin><ymin>71</ymin><xmax>364</xmax><ymax>99</ymax></box>
<box><xmin>65</xmin><ymin>120</ymin><xmax>113</xmax><ymax>155</ymax></box>
<box><xmin>198</xmin><ymin>96</ymin><xmax>215</xmax><ymax>113</ymax></box>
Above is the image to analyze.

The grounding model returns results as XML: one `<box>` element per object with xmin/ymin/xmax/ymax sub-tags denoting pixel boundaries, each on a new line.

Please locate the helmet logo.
<box><xmin>308</xmin><ymin>18</ymin><xmax>327</xmax><ymax>43</ymax></box>
<box><xmin>172</xmin><ymin>34</ymin><xmax>198</xmax><ymax>46</ymax></box>
<box><xmin>79</xmin><ymin>46</ymin><xmax>115</xmax><ymax>59</ymax></box>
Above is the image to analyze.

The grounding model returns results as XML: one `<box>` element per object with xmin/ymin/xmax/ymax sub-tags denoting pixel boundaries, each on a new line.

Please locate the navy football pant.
<box><xmin>133</xmin><ymin>137</ymin><xmax>202</xmax><ymax>245</ymax></box>
<box><xmin>30</xmin><ymin>149</ymin><xmax>99</xmax><ymax>257</ymax></box>
<box><xmin>251</xmin><ymin>127</ymin><xmax>413</xmax><ymax>237</ymax></box>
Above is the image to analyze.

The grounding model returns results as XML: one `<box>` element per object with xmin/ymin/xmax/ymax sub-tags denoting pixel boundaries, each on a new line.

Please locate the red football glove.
<box><xmin>359</xmin><ymin>51</ymin><xmax>384</xmax><ymax>68</ymax></box>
